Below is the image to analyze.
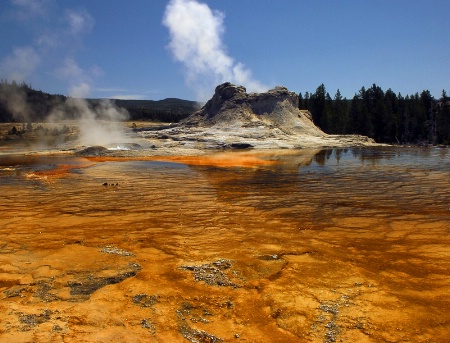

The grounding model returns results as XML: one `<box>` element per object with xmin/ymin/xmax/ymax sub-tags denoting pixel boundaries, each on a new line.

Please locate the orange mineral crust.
<box><xmin>84</xmin><ymin>151</ymin><xmax>282</xmax><ymax>168</ymax></box>
<box><xmin>0</xmin><ymin>147</ymin><xmax>449</xmax><ymax>342</ymax></box>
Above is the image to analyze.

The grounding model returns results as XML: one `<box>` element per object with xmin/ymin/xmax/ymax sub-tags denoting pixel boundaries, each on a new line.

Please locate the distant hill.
<box><xmin>0</xmin><ymin>81</ymin><xmax>66</xmax><ymax>123</ymax></box>
<box><xmin>110</xmin><ymin>98</ymin><xmax>200</xmax><ymax>122</ymax></box>
<box><xmin>0</xmin><ymin>80</ymin><xmax>199</xmax><ymax>123</ymax></box>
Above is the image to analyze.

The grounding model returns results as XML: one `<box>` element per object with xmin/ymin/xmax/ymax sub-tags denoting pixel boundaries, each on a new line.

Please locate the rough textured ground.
<box><xmin>0</xmin><ymin>146</ymin><xmax>449</xmax><ymax>342</ymax></box>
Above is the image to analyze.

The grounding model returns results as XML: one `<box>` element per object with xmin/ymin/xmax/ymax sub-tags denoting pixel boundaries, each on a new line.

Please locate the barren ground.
<box><xmin>0</xmin><ymin>122</ymin><xmax>449</xmax><ymax>342</ymax></box>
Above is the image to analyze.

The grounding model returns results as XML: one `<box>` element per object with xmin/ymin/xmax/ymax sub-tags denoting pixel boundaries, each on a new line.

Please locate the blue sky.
<box><xmin>0</xmin><ymin>0</ymin><xmax>448</xmax><ymax>101</ymax></box>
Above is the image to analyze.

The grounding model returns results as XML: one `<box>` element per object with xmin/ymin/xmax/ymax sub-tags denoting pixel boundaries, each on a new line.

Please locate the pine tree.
<box><xmin>420</xmin><ymin>90</ymin><xmax>435</xmax><ymax>143</ymax></box>
<box><xmin>383</xmin><ymin>88</ymin><xmax>398</xmax><ymax>142</ymax></box>
<box><xmin>436</xmin><ymin>89</ymin><xmax>450</xmax><ymax>144</ymax></box>
<box><xmin>304</xmin><ymin>92</ymin><xmax>310</xmax><ymax>111</ymax></box>
<box><xmin>310</xmin><ymin>84</ymin><xmax>327</xmax><ymax>130</ymax></box>
<box><xmin>333</xmin><ymin>89</ymin><xmax>347</xmax><ymax>134</ymax></box>
<box><xmin>298</xmin><ymin>92</ymin><xmax>304</xmax><ymax>109</ymax></box>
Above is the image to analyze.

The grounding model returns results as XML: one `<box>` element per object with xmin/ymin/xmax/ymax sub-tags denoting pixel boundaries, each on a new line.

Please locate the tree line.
<box><xmin>0</xmin><ymin>80</ymin><xmax>198</xmax><ymax>124</ymax></box>
<box><xmin>1</xmin><ymin>80</ymin><xmax>448</xmax><ymax>144</ymax></box>
<box><xmin>0</xmin><ymin>79</ymin><xmax>66</xmax><ymax>122</ymax></box>
<box><xmin>299</xmin><ymin>84</ymin><xmax>450</xmax><ymax>145</ymax></box>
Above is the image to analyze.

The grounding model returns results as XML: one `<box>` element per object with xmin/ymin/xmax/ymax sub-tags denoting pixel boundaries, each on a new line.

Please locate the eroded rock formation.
<box><xmin>180</xmin><ymin>82</ymin><xmax>322</xmax><ymax>137</ymax></box>
<box><xmin>135</xmin><ymin>82</ymin><xmax>378</xmax><ymax>152</ymax></box>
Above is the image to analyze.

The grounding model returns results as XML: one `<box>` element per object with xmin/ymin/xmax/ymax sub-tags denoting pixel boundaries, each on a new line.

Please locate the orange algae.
<box><xmin>85</xmin><ymin>152</ymin><xmax>279</xmax><ymax>168</ymax></box>
<box><xmin>0</xmin><ymin>147</ymin><xmax>449</xmax><ymax>342</ymax></box>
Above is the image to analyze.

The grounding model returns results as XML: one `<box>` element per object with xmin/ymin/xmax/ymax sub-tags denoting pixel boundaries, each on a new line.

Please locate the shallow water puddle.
<box><xmin>0</xmin><ymin>147</ymin><xmax>449</xmax><ymax>342</ymax></box>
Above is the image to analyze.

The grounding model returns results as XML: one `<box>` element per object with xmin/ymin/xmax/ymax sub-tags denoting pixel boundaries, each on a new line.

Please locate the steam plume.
<box><xmin>64</xmin><ymin>97</ymin><xmax>129</xmax><ymax>147</ymax></box>
<box><xmin>51</xmin><ymin>60</ymin><xmax>130</xmax><ymax>147</ymax></box>
<box><xmin>1</xmin><ymin>1</ymin><xmax>130</xmax><ymax>148</ymax></box>
<box><xmin>0</xmin><ymin>82</ymin><xmax>31</xmax><ymax>123</ymax></box>
<box><xmin>163</xmin><ymin>0</ymin><xmax>268</xmax><ymax>100</ymax></box>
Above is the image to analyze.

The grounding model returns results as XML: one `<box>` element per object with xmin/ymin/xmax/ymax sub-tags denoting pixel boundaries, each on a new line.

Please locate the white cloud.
<box><xmin>10</xmin><ymin>0</ymin><xmax>50</xmax><ymax>20</ymax></box>
<box><xmin>65</xmin><ymin>8</ymin><xmax>95</xmax><ymax>36</ymax></box>
<box><xmin>35</xmin><ymin>32</ymin><xmax>59</xmax><ymax>49</ymax></box>
<box><xmin>4</xmin><ymin>0</ymin><xmax>99</xmax><ymax>98</ymax></box>
<box><xmin>0</xmin><ymin>46</ymin><xmax>41</xmax><ymax>81</ymax></box>
<box><xmin>163</xmin><ymin>0</ymin><xmax>268</xmax><ymax>100</ymax></box>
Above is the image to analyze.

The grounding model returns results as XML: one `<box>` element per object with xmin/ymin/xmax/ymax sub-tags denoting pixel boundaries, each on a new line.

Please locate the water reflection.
<box><xmin>188</xmin><ymin>147</ymin><xmax>449</xmax><ymax>211</ymax></box>
<box><xmin>306</xmin><ymin>146</ymin><xmax>449</xmax><ymax>170</ymax></box>
<box><xmin>0</xmin><ymin>146</ymin><xmax>449</xmax><ymax>342</ymax></box>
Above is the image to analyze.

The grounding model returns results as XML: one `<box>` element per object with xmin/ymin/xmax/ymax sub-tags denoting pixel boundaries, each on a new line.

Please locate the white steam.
<box><xmin>63</xmin><ymin>97</ymin><xmax>129</xmax><ymax>147</ymax></box>
<box><xmin>1</xmin><ymin>1</ymin><xmax>130</xmax><ymax>148</ymax></box>
<box><xmin>0</xmin><ymin>83</ymin><xmax>31</xmax><ymax>123</ymax></box>
<box><xmin>163</xmin><ymin>0</ymin><xmax>268</xmax><ymax>100</ymax></box>
<box><xmin>53</xmin><ymin>60</ymin><xmax>130</xmax><ymax>147</ymax></box>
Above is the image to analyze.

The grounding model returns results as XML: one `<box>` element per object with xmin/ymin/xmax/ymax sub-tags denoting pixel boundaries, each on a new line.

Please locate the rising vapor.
<box><xmin>163</xmin><ymin>0</ymin><xmax>268</xmax><ymax>100</ymax></box>
<box><xmin>1</xmin><ymin>1</ymin><xmax>129</xmax><ymax>147</ymax></box>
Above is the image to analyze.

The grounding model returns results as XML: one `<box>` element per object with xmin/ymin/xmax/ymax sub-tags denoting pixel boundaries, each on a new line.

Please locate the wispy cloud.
<box><xmin>1</xmin><ymin>1</ymin><xmax>99</xmax><ymax>97</ymax></box>
<box><xmin>10</xmin><ymin>0</ymin><xmax>51</xmax><ymax>20</ymax></box>
<box><xmin>163</xmin><ymin>0</ymin><xmax>268</xmax><ymax>101</ymax></box>
<box><xmin>3</xmin><ymin>0</ymin><xmax>130</xmax><ymax>148</ymax></box>
<box><xmin>65</xmin><ymin>8</ymin><xmax>94</xmax><ymax>36</ymax></box>
<box><xmin>0</xmin><ymin>46</ymin><xmax>41</xmax><ymax>82</ymax></box>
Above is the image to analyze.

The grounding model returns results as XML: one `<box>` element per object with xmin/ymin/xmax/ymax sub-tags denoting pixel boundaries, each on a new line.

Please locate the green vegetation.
<box><xmin>112</xmin><ymin>98</ymin><xmax>199</xmax><ymax>122</ymax></box>
<box><xmin>0</xmin><ymin>80</ymin><xmax>66</xmax><ymax>123</ymax></box>
<box><xmin>300</xmin><ymin>84</ymin><xmax>450</xmax><ymax>145</ymax></box>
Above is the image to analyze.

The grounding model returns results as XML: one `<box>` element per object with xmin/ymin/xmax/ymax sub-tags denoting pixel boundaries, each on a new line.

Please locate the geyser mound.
<box><xmin>75</xmin><ymin>146</ymin><xmax>109</xmax><ymax>156</ymax></box>
<box><xmin>75</xmin><ymin>143</ymin><xmax>142</xmax><ymax>156</ymax></box>
<box><xmin>138</xmin><ymin>82</ymin><xmax>377</xmax><ymax>150</ymax></box>
<box><xmin>180</xmin><ymin>82</ymin><xmax>323</xmax><ymax>136</ymax></box>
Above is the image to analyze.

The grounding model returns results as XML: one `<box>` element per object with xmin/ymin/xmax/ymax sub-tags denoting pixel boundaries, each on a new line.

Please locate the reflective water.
<box><xmin>0</xmin><ymin>147</ymin><xmax>449</xmax><ymax>342</ymax></box>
